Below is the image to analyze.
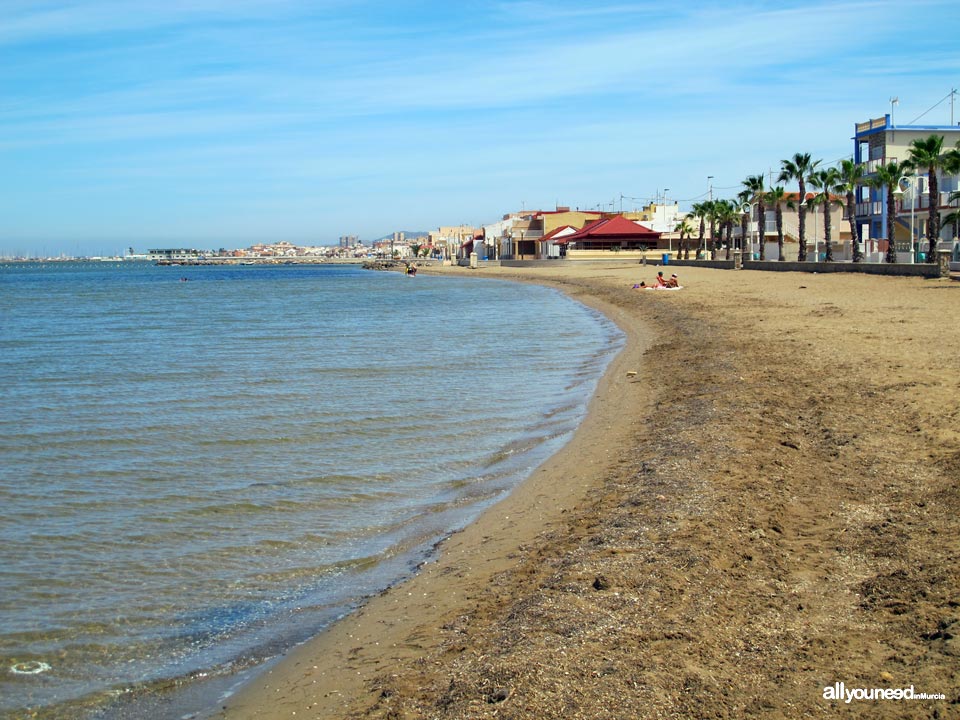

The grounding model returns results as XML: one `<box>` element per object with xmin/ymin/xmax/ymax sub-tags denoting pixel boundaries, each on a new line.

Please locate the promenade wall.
<box><xmin>473</xmin><ymin>257</ymin><xmax>956</xmax><ymax>277</ymax></box>
<box><xmin>666</xmin><ymin>259</ymin><xmax>946</xmax><ymax>278</ymax></box>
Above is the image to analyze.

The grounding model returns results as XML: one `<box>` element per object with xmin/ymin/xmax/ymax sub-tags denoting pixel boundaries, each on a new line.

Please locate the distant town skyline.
<box><xmin>2</xmin><ymin>0</ymin><xmax>958</xmax><ymax>258</ymax></box>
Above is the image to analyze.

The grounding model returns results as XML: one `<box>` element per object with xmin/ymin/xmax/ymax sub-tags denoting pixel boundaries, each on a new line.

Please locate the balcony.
<box><xmin>856</xmin><ymin>201</ymin><xmax>883</xmax><ymax>217</ymax></box>
<box><xmin>856</xmin><ymin>116</ymin><xmax>888</xmax><ymax>134</ymax></box>
<box><xmin>914</xmin><ymin>192</ymin><xmax>957</xmax><ymax>210</ymax></box>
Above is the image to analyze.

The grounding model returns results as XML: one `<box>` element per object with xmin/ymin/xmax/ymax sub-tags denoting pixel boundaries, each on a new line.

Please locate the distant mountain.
<box><xmin>375</xmin><ymin>231</ymin><xmax>429</xmax><ymax>241</ymax></box>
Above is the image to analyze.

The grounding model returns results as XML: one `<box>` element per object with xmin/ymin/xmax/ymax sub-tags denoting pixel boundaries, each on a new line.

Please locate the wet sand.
<box><xmin>217</xmin><ymin>262</ymin><xmax>960</xmax><ymax>719</ymax></box>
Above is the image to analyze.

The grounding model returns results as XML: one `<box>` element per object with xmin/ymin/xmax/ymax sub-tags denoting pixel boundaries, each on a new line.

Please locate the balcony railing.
<box><xmin>856</xmin><ymin>116</ymin><xmax>888</xmax><ymax>134</ymax></box>
<box><xmin>856</xmin><ymin>201</ymin><xmax>883</xmax><ymax>217</ymax></box>
<box><xmin>913</xmin><ymin>192</ymin><xmax>958</xmax><ymax>210</ymax></box>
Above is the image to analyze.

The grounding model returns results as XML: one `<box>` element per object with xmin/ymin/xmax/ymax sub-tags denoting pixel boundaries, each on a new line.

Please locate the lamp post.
<box><xmin>894</xmin><ymin>173</ymin><xmax>921</xmax><ymax>263</ymax></box>
<box><xmin>741</xmin><ymin>202</ymin><xmax>757</xmax><ymax>258</ymax></box>
<box><xmin>663</xmin><ymin>188</ymin><xmax>670</xmax><ymax>254</ymax></box>
<box><xmin>806</xmin><ymin>194</ymin><xmax>821</xmax><ymax>262</ymax></box>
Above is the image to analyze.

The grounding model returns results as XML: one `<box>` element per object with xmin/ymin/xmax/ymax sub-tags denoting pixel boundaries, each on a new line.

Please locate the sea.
<box><xmin>0</xmin><ymin>261</ymin><xmax>623</xmax><ymax>719</ymax></box>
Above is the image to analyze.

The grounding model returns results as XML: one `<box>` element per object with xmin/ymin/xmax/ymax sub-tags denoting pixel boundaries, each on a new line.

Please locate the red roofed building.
<box><xmin>555</xmin><ymin>215</ymin><xmax>662</xmax><ymax>259</ymax></box>
<box><xmin>538</xmin><ymin>224</ymin><xmax>579</xmax><ymax>259</ymax></box>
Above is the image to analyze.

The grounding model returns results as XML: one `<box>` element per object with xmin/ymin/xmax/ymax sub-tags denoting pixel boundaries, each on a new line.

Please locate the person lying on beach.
<box><xmin>632</xmin><ymin>277</ymin><xmax>683</xmax><ymax>291</ymax></box>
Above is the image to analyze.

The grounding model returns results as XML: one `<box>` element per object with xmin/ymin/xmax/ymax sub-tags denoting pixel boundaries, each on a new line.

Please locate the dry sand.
<box><xmin>216</xmin><ymin>263</ymin><xmax>960</xmax><ymax>719</ymax></box>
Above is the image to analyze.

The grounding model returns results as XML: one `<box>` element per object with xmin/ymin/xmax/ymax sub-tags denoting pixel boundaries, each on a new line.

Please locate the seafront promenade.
<box><xmin>218</xmin><ymin>263</ymin><xmax>960</xmax><ymax>719</ymax></box>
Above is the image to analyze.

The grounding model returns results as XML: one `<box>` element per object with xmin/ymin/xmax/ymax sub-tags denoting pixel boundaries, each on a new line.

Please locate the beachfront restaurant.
<box><xmin>554</xmin><ymin>215</ymin><xmax>662</xmax><ymax>260</ymax></box>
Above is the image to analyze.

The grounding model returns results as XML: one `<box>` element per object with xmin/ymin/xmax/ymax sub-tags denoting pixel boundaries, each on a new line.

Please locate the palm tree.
<box><xmin>869</xmin><ymin>161</ymin><xmax>905</xmax><ymax>263</ymax></box>
<box><xmin>765</xmin><ymin>185</ymin><xmax>788</xmax><ymax>261</ymax></box>
<box><xmin>674</xmin><ymin>218</ymin><xmax>693</xmax><ymax>260</ymax></box>
<box><xmin>944</xmin><ymin>189</ymin><xmax>960</xmax><ymax>242</ymax></box>
<box><xmin>779</xmin><ymin>153</ymin><xmax>821</xmax><ymax>261</ymax></box>
<box><xmin>940</xmin><ymin>141</ymin><xmax>960</xmax><ymax>241</ymax></box>
<box><xmin>835</xmin><ymin>159</ymin><xmax>865</xmax><ymax>262</ymax></box>
<box><xmin>944</xmin><ymin>210</ymin><xmax>960</xmax><ymax>243</ymax></box>
<box><xmin>715</xmin><ymin>199</ymin><xmax>737</xmax><ymax>260</ymax></box>
<box><xmin>691</xmin><ymin>201</ymin><xmax>708</xmax><ymax>258</ymax></box>
<box><xmin>809</xmin><ymin>168</ymin><xmax>841</xmax><ymax>261</ymax></box>
<box><xmin>742</xmin><ymin>174</ymin><xmax>767</xmax><ymax>259</ymax></box>
<box><xmin>904</xmin><ymin>134</ymin><xmax>945</xmax><ymax>261</ymax></box>
<box><xmin>706</xmin><ymin>200</ymin><xmax>721</xmax><ymax>258</ymax></box>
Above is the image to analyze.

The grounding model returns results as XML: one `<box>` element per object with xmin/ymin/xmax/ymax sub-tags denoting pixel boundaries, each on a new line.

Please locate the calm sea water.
<box><xmin>0</xmin><ymin>261</ymin><xmax>622</xmax><ymax>719</ymax></box>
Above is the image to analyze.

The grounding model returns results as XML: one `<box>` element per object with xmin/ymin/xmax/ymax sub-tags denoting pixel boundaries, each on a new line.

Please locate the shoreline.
<box><xmin>215</xmin><ymin>264</ymin><xmax>656</xmax><ymax>719</ymax></box>
<box><xmin>217</xmin><ymin>263</ymin><xmax>959</xmax><ymax>719</ymax></box>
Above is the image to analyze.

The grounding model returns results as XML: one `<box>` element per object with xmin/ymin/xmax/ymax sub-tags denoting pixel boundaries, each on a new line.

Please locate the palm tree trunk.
<box><xmin>927</xmin><ymin>169</ymin><xmax>939</xmax><ymax>261</ymax></box>
<box><xmin>847</xmin><ymin>191</ymin><xmax>861</xmax><ymax>262</ymax></box>
<box><xmin>824</xmin><ymin>201</ymin><xmax>833</xmax><ymax>262</ymax></box>
<box><xmin>885</xmin><ymin>184</ymin><xmax>898</xmax><ymax>263</ymax></box>
<box><xmin>797</xmin><ymin>180</ymin><xmax>807</xmax><ymax>261</ymax></box>
<box><xmin>757</xmin><ymin>198</ymin><xmax>766</xmax><ymax>260</ymax></box>
<box><xmin>740</xmin><ymin>213</ymin><xmax>748</xmax><ymax>257</ymax></box>
<box><xmin>776</xmin><ymin>205</ymin><xmax>785</xmax><ymax>261</ymax></box>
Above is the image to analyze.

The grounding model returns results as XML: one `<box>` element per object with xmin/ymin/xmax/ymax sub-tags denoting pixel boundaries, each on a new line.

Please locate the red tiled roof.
<box><xmin>539</xmin><ymin>225</ymin><xmax>579</xmax><ymax>242</ymax></box>
<box><xmin>562</xmin><ymin>215</ymin><xmax>661</xmax><ymax>241</ymax></box>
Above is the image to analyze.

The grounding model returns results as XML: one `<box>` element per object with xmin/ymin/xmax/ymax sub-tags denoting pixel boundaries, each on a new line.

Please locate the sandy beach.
<box><xmin>216</xmin><ymin>262</ymin><xmax>960</xmax><ymax>719</ymax></box>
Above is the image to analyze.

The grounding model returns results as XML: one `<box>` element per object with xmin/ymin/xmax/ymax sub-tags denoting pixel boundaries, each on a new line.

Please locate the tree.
<box><xmin>691</xmin><ymin>201</ymin><xmax>708</xmax><ymax>258</ymax></box>
<box><xmin>869</xmin><ymin>161</ymin><xmax>905</xmax><ymax>263</ymax></box>
<box><xmin>834</xmin><ymin>159</ymin><xmax>865</xmax><ymax>262</ymax></box>
<box><xmin>904</xmin><ymin>134</ymin><xmax>945</xmax><ymax>261</ymax></box>
<box><xmin>944</xmin><ymin>140</ymin><xmax>960</xmax><ymax>172</ymax></box>
<box><xmin>944</xmin><ymin>189</ymin><xmax>960</xmax><ymax>242</ymax></box>
<box><xmin>742</xmin><ymin>174</ymin><xmax>767</xmax><ymax>259</ymax></box>
<box><xmin>809</xmin><ymin>167</ymin><xmax>841</xmax><ymax>261</ymax></box>
<box><xmin>705</xmin><ymin>200</ymin><xmax>721</xmax><ymax>258</ymax></box>
<box><xmin>939</xmin><ymin>141</ymin><xmax>960</xmax><ymax>241</ymax></box>
<box><xmin>674</xmin><ymin>218</ymin><xmax>693</xmax><ymax>260</ymax></box>
<box><xmin>709</xmin><ymin>200</ymin><xmax>739</xmax><ymax>259</ymax></box>
<box><xmin>779</xmin><ymin>153</ymin><xmax>821</xmax><ymax>261</ymax></box>
<box><xmin>765</xmin><ymin>185</ymin><xmax>788</xmax><ymax>261</ymax></box>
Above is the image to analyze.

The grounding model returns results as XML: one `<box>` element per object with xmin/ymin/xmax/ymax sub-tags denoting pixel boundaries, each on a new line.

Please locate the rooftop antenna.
<box><xmin>890</xmin><ymin>96</ymin><xmax>899</xmax><ymax>127</ymax></box>
<box><xmin>952</xmin><ymin>88</ymin><xmax>957</xmax><ymax>126</ymax></box>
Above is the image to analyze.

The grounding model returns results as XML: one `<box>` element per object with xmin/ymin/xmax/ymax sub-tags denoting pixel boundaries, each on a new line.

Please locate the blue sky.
<box><xmin>1</xmin><ymin>0</ymin><xmax>958</xmax><ymax>257</ymax></box>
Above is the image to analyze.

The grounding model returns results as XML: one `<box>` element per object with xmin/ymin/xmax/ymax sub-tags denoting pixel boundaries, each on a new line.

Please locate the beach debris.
<box><xmin>487</xmin><ymin>687</ymin><xmax>511</xmax><ymax>703</ymax></box>
<box><xmin>10</xmin><ymin>661</ymin><xmax>51</xmax><ymax>675</ymax></box>
<box><xmin>592</xmin><ymin>575</ymin><xmax>611</xmax><ymax>591</ymax></box>
<box><xmin>626</xmin><ymin>371</ymin><xmax>638</xmax><ymax>377</ymax></box>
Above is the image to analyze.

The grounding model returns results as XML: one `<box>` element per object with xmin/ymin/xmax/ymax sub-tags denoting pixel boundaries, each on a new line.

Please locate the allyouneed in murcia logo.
<box><xmin>823</xmin><ymin>682</ymin><xmax>945</xmax><ymax>703</ymax></box>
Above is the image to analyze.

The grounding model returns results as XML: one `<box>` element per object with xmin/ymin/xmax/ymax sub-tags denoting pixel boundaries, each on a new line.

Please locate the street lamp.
<box><xmin>663</xmin><ymin>188</ymin><xmax>671</xmax><ymax>254</ymax></box>
<box><xmin>894</xmin><ymin>172</ymin><xmax>922</xmax><ymax>263</ymax></box>
<box><xmin>741</xmin><ymin>201</ymin><xmax>757</xmax><ymax>258</ymax></box>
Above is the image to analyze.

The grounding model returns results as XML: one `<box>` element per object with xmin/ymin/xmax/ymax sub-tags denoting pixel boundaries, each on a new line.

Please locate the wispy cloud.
<box><xmin>1</xmin><ymin>0</ymin><xmax>957</xmax><ymax>251</ymax></box>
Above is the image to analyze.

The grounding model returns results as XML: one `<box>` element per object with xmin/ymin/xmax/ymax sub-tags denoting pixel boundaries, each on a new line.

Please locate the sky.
<box><xmin>1</xmin><ymin>0</ymin><xmax>959</xmax><ymax>257</ymax></box>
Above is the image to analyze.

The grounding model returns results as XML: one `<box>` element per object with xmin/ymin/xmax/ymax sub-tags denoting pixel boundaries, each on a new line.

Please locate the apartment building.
<box><xmin>854</xmin><ymin>114</ymin><xmax>960</xmax><ymax>260</ymax></box>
